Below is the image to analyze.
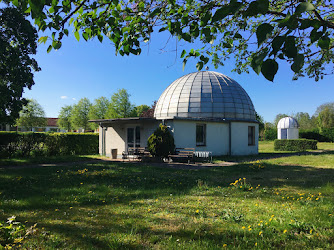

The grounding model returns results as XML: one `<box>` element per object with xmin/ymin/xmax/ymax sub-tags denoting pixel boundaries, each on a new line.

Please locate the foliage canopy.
<box><xmin>4</xmin><ymin>0</ymin><xmax>334</xmax><ymax>81</ymax></box>
<box><xmin>16</xmin><ymin>99</ymin><xmax>46</xmax><ymax>131</ymax></box>
<box><xmin>0</xmin><ymin>7</ymin><xmax>40</xmax><ymax>124</ymax></box>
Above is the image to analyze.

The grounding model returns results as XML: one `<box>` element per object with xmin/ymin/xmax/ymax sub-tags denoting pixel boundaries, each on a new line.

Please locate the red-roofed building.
<box><xmin>0</xmin><ymin>118</ymin><xmax>66</xmax><ymax>132</ymax></box>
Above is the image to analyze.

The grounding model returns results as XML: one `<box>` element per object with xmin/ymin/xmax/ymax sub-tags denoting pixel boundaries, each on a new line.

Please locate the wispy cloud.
<box><xmin>60</xmin><ymin>96</ymin><xmax>68</xmax><ymax>99</ymax></box>
<box><xmin>72</xmin><ymin>98</ymin><xmax>76</xmax><ymax>101</ymax></box>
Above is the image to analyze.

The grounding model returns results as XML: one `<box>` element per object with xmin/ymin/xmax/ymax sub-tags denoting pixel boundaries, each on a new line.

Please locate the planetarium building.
<box><xmin>92</xmin><ymin>71</ymin><xmax>259</xmax><ymax>158</ymax></box>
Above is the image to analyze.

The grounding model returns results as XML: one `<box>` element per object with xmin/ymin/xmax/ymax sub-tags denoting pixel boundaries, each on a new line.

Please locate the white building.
<box><xmin>92</xmin><ymin>71</ymin><xmax>259</xmax><ymax>158</ymax></box>
<box><xmin>277</xmin><ymin>117</ymin><xmax>299</xmax><ymax>139</ymax></box>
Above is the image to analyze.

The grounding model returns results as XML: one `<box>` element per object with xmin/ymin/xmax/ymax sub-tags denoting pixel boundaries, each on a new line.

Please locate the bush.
<box><xmin>274</xmin><ymin>139</ymin><xmax>318</xmax><ymax>151</ymax></box>
<box><xmin>0</xmin><ymin>132</ymin><xmax>98</xmax><ymax>158</ymax></box>
<box><xmin>147</xmin><ymin>124</ymin><xmax>175</xmax><ymax>158</ymax></box>
<box><xmin>263</xmin><ymin>128</ymin><xmax>277</xmax><ymax>141</ymax></box>
<box><xmin>299</xmin><ymin>128</ymin><xmax>334</xmax><ymax>142</ymax></box>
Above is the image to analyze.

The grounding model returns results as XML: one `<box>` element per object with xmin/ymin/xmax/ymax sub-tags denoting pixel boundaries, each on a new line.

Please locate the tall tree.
<box><xmin>70</xmin><ymin>98</ymin><xmax>92</xmax><ymax>132</ymax></box>
<box><xmin>88</xmin><ymin>96</ymin><xmax>110</xmax><ymax>129</ymax></box>
<box><xmin>57</xmin><ymin>105</ymin><xmax>73</xmax><ymax>131</ymax></box>
<box><xmin>317</xmin><ymin>107</ymin><xmax>334</xmax><ymax>130</ymax></box>
<box><xmin>0</xmin><ymin>7</ymin><xmax>40</xmax><ymax>124</ymax></box>
<box><xmin>314</xmin><ymin>102</ymin><xmax>334</xmax><ymax>117</ymax></box>
<box><xmin>294</xmin><ymin>112</ymin><xmax>313</xmax><ymax>129</ymax></box>
<box><xmin>133</xmin><ymin>104</ymin><xmax>150</xmax><ymax>117</ymax></box>
<box><xmin>16</xmin><ymin>99</ymin><xmax>46</xmax><ymax>131</ymax></box>
<box><xmin>106</xmin><ymin>89</ymin><xmax>134</xmax><ymax>118</ymax></box>
<box><xmin>6</xmin><ymin>0</ymin><xmax>334</xmax><ymax>81</ymax></box>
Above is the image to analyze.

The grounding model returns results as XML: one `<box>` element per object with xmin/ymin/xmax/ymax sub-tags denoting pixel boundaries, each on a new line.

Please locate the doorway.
<box><xmin>127</xmin><ymin>126</ymin><xmax>140</xmax><ymax>150</ymax></box>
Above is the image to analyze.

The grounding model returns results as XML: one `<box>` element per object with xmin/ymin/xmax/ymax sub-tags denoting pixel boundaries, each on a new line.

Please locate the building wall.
<box><xmin>101</xmin><ymin>121</ymin><xmax>160</xmax><ymax>158</ymax></box>
<box><xmin>170</xmin><ymin>120</ymin><xmax>230</xmax><ymax>156</ymax></box>
<box><xmin>277</xmin><ymin>128</ymin><xmax>299</xmax><ymax>139</ymax></box>
<box><xmin>230</xmin><ymin>122</ymin><xmax>258</xmax><ymax>155</ymax></box>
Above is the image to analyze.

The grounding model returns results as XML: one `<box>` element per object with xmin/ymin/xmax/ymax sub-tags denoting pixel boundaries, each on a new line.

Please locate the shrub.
<box><xmin>0</xmin><ymin>132</ymin><xmax>98</xmax><ymax>158</ymax></box>
<box><xmin>147</xmin><ymin>124</ymin><xmax>175</xmax><ymax>158</ymax></box>
<box><xmin>263</xmin><ymin>128</ymin><xmax>277</xmax><ymax>141</ymax></box>
<box><xmin>274</xmin><ymin>139</ymin><xmax>318</xmax><ymax>151</ymax></box>
<box><xmin>299</xmin><ymin>128</ymin><xmax>334</xmax><ymax>142</ymax></box>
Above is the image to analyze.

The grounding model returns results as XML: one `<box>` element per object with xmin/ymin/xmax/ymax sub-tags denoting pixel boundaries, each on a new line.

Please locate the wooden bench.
<box><xmin>168</xmin><ymin>148</ymin><xmax>195</xmax><ymax>163</ymax></box>
<box><xmin>122</xmin><ymin>147</ymin><xmax>150</xmax><ymax>161</ymax></box>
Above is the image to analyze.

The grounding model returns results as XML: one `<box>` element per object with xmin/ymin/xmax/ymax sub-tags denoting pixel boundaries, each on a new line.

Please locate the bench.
<box><xmin>168</xmin><ymin>148</ymin><xmax>195</xmax><ymax>163</ymax></box>
<box><xmin>122</xmin><ymin>147</ymin><xmax>150</xmax><ymax>161</ymax></box>
<box><xmin>194</xmin><ymin>151</ymin><xmax>213</xmax><ymax>163</ymax></box>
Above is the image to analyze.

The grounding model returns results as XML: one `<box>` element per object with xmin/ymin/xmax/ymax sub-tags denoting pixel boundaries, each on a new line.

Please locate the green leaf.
<box><xmin>271</xmin><ymin>36</ymin><xmax>285</xmax><ymax>55</ymax></box>
<box><xmin>256</xmin><ymin>23</ymin><xmax>273</xmax><ymax>47</ymax></box>
<box><xmin>38</xmin><ymin>36</ymin><xmax>48</xmax><ymax>44</ymax></box>
<box><xmin>244</xmin><ymin>0</ymin><xmax>269</xmax><ymax>17</ymax></box>
<box><xmin>47</xmin><ymin>45</ymin><xmax>52</xmax><ymax>53</ymax></box>
<box><xmin>64</xmin><ymin>29</ymin><xmax>69</xmax><ymax>36</ymax></box>
<box><xmin>295</xmin><ymin>2</ymin><xmax>315</xmax><ymax>15</ymax></box>
<box><xmin>12</xmin><ymin>0</ymin><xmax>19</xmax><ymax>7</ymax></box>
<box><xmin>318</xmin><ymin>36</ymin><xmax>330</xmax><ymax>49</ymax></box>
<box><xmin>291</xmin><ymin>54</ymin><xmax>304</xmax><ymax>73</ymax></box>
<box><xmin>52</xmin><ymin>41</ymin><xmax>62</xmax><ymax>50</ymax></box>
<box><xmin>261</xmin><ymin>59</ymin><xmax>278</xmax><ymax>81</ymax></box>
<box><xmin>74</xmin><ymin>31</ymin><xmax>80</xmax><ymax>41</ymax></box>
<box><xmin>310</xmin><ymin>28</ymin><xmax>323</xmax><ymax>43</ymax></box>
<box><xmin>182</xmin><ymin>33</ymin><xmax>191</xmax><ymax>42</ymax></box>
<box><xmin>98</xmin><ymin>35</ymin><xmax>103</xmax><ymax>43</ymax></box>
<box><xmin>200</xmin><ymin>55</ymin><xmax>209</xmax><ymax>64</ymax></box>
<box><xmin>182</xmin><ymin>59</ymin><xmax>187</xmax><ymax>71</ymax></box>
<box><xmin>196</xmin><ymin>61</ymin><xmax>204</xmax><ymax>71</ymax></box>
<box><xmin>181</xmin><ymin>50</ymin><xmax>186</xmax><ymax>58</ymax></box>
<box><xmin>283</xmin><ymin>36</ymin><xmax>297</xmax><ymax>58</ymax></box>
<box><xmin>212</xmin><ymin>6</ymin><xmax>229</xmax><ymax>22</ymax></box>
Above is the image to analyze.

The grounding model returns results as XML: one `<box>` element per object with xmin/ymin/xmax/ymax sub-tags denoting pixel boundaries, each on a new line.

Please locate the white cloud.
<box><xmin>72</xmin><ymin>98</ymin><xmax>76</xmax><ymax>101</ymax></box>
<box><xmin>60</xmin><ymin>96</ymin><xmax>68</xmax><ymax>99</ymax></box>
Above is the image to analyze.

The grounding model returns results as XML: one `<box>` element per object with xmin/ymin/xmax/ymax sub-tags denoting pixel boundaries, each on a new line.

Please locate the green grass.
<box><xmin>0</xmin><ymin>155</ymin><xmax>101</xmax><ymax>166</ymax></box>
<box><xmin>0</xmin><ymin>142</ymin><xmax>333</xmax><ymax>249</ymax></box>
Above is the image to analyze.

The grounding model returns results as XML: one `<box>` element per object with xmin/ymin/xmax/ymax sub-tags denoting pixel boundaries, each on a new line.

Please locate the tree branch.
<box><xmin>61</xmin><ymin>0</ymin><xmax>88</xmax><ymax>28</ymax></box>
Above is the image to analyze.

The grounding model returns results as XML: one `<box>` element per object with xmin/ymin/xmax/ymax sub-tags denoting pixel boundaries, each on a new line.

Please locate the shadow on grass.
<box><xmin>0</xmin><ymin>161</ymin><xmax>333</xmax><ymax>248</ymax></box>
<box><xmin>214</xmin><ymin>149</ymin><xmax>334</xmax><ymax>163</ymax></box>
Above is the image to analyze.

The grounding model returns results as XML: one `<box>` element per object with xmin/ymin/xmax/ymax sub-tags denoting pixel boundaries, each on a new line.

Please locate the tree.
<box><xmin>133</xmin><ymin>104</ymin><xmax>150</xmax><ymax>117</ymax></box>
<box><xmin>0</xmin><ymin>7</ymin><xmax>40</xmax><ymax>125</ymax></box>
<box><xmin>317</xmin><ymin>106</ymin><xmax>334</xmax><ymax>130</ymax></box>
<box><xmin>147</xmin><ymin>124</ymin><xmax>175</xmax><ymax>158</ymax></box>
<box><xmin>106</xmin><ymin>89</ymin><xmax>134</xmax><ymax>118</ymax></box>
<box><xmin>88</xmin><ymin>97</ymin><xmax>110</xmax><ymax>129</ymax></box>
<box><xmin>294</xmin><ymin>112</ymin><xmax>317</xmax><ymax>129</ymax></box>
<box><xmin>58</xmin><ymin>105</ymin><xmax>73</xmax><ymax>131</ymax></box>
<box><xmin>314</xmin><ymin>102</ymin><xmax>334</xmax><ymax>117</ymax></box>
<box><xmin>141</xmin><ymin>101</ymin><xmax>157</xmax><ymax>118</ymax></box>
<box><xmin>16</xmin><ymin>99</ymin><xmax>46</xmax><ymax>131</ymax></box>
<box><xmin>70</xmin><ymin>98</ymin><xmax>92</xmax><ymax>132</ymax></box>
<box><xmin>6</xmin><ymin>0</ymin><xmax>334</xmax><ymax>81</ymax></box>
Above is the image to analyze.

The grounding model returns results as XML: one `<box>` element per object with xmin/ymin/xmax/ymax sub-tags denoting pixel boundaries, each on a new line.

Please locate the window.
<box><xmin>248</xmin><ymin>126</ymin><xmax>255</xmax><ymax>146</ymax></box>
<box><xmin>196</xmin><ymin>124</ymin><xmax>206</xmax><ymax>146</ymax></box>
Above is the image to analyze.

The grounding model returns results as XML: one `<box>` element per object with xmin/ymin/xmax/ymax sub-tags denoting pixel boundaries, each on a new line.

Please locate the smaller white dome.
<box><xmin>277</xmin><ymin>117</ymin><xmax>299</xmax><ymax>129</ymax></box>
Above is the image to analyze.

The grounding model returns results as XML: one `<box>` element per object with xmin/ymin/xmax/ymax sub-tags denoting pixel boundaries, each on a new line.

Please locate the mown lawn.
<box><xmin>0</xmin><ymin>142</ymin><xmax>333</xmax><ymax>249</ymax></box>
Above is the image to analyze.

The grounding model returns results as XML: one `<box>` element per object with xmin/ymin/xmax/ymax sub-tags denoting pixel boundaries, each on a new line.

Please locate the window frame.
<box><xmin>248</xmin><ymin>126</ymin><xmax>255</xmax><ymax>146</ymax></box>
<box><xmin>196</xmin><ymin>124</ymin><xmax>206</xmax><ymax>146</ymax></box>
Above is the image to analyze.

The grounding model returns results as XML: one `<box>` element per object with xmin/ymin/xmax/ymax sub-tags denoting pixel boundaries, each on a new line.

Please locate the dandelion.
<box><xmin>223</xmin><ymin>244</ymin><xmax>227</xmax><ymax>247</ymax></box>
<box><xmin>195</xmin><ymin>209</ymin><xmax>199</xmax><ymax>213</ymax></box>
<box><xmin>242</xmin><ymin>226</ymin><xmax>246</xmax><ymax>229</ymax></box>
<box><xmin>283</xmin><ymin>229</ymin><xmax>287</xmax><ymax>234</ymax></box>
<box><xmin>248</xmin><ymin>228</ymin><xmax>252</xmax><ymax>231</ymax></box>
<box><xmin>310</xmin><ymin>229</ymin><xmax>313</xmax><ymax>234</ymax></box>
<box><xmin>259</xmin><ymin>231</ymin><xmax>263</xmax><ymax>236</ymax></box>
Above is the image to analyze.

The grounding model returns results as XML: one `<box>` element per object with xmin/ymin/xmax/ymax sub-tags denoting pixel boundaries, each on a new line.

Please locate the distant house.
<box><xmin>0</xmin><ymin>118</ymin><xmax>66</xmax><ymax>132</ymax></box>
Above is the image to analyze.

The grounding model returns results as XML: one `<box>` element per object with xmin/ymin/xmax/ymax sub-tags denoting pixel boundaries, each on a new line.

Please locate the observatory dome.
<box><xmin>154</xmin><ymin>71</ymin><xmax>256</xmax><ymax>120</ymax></box>
<box><xmin>277</xmin><ymin>117</ymin><xmax>299</xmax><ymax>129</ymax></box>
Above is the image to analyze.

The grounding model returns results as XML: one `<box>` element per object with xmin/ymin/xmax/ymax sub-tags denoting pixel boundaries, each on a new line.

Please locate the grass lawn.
<box><xmin>0</xmin><ymin>142</ymin><xmax>333</xmax><ymax>249</ymax></box>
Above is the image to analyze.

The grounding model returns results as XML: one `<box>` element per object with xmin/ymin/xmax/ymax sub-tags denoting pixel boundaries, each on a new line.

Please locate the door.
<box><xmin>127</xmin><ymin>126</ymin><xmax>140</xmax><ymax>150</ymax></box>
<box><xmin>281</xmin><ymin>129</ymin><xmax>287</xmax><ymax>139</ymax></box>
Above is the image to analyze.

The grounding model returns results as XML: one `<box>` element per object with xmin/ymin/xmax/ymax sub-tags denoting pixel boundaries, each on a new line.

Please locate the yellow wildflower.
<box><xmin>283</xmin><ymin>229</ymin><xmax>287</xmax><ymax>234</ymax></box>
<box><xmin>259</xmin><ymin>231</ymin><xmax>263</xmax><ymax>236</ymax></box>
<box><xmin>223</xmin><ymin>244</ymin><xmax>227</xmax><ymax>247</ymax></box>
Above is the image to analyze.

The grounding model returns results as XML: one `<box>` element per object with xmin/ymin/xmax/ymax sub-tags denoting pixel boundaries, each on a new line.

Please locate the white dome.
<box><xmin>277</xmin><ymin>117</ymin><xmax>299</xmax><ymax>129</ymax></box>
<box><xmin>154</xmin><ymin>71</ymin><xmax>256</xmax><ymax>120</ymax></box>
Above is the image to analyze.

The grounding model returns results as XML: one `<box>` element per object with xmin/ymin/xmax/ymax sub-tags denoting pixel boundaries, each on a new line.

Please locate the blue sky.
<box><xmin>23</xmin><ymin>31</ymin><xmax>334</xmax><ymax>123</ymax></box>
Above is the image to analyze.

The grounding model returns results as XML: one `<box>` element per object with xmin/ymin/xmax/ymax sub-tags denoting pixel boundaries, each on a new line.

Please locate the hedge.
<box><xmin>299</xmin><ymin>128</ymin><xmax>334</xmax><ymax>142</ymax></box>
<box><xmin>274</xmin><ymin>139</ymin><xmax>318</xmax><ymax>151</ymax></box>
<box><xmin>0</xmin><ymin>132</ymin><xmax>98</xmax><ymax>158</ymax></box>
